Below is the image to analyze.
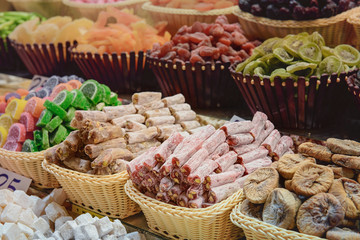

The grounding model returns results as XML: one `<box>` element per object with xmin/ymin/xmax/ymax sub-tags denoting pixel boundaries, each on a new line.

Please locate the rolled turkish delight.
<box><xmin>232</xmin><ymin>143</ymin><xmax>258</xmax><ymax>155</ymax></box>
<box><xmin>220</xmin><ymin>121</ymin><xmax>254</xmax><ymax>136</ymax></box>
<box><xmin>84</xmin><ymin>137</ymin><xmax>126</xmax><ymax>159</ymax></box>
<box><xmin>157</xmin><ymin>124</ymin><xmax>183</xmax><ymax>140</ymax></box>
<box><xmin>127</xmin><ymin>148</ymin><xmax>152</xmax><ymax>173</ymax></box>
<box><xmin>125</xmin><ymin>127</ymin><xmax>158</xmax><ymax>144</ymax></box>
<box><xmin>132</xmin><ymin>92</ymin><xmax>162</xmax><ymax>105</ymax></box>
<box><xmin>63</xmin><ymin>157</ymin><xmax>91</xmax><ymax>173</ymax></box>
<box><xmin>70</xmin><ymin>118</ymin><xmax>83</xmax><ymax>129</ymax></box>
<box><xmin>209</xmin><ymin>143</ymin><xmax>229</xmax><ymax>160</ymax></box>
<box><xmin>160</xmin><ymin>155</ymin><xmax>175</xmax><ymax>176</ymax></box>
<box><xmin>204</xmin><ymin>170</ymin><xmax>243</xmax><ymax>190</ymax></box>
<box><xmin>244</xmin><ymin>157</ymin><xmax>272</xmax><ymax>174</ymax></box>
<box><xmin>126</xmin><ymin>139</ymin><xmax>161</xmax><ymax>154</ymax></box>
<box><xmin>45</xmin><ymin>147</ymin><xmax>60</xmax><ymax>163</ymax></box>
<box><xmin>238</xmin><ymin>146</ymin><xmax>269</xmax><ymax>164</ymax></box>
<box><xmin>156</xmin><ymin>192</ymin><xmax>170</xmax><ymax>203</ymax></box>
<box><xmin>187</xmin><ymin>159</ymin><xmax>218</xmax><ymax>184</ymax></box>
<box><xmin>172</xmin><ymin>139</ymin><xmax>204</xmax><ymax>167</ymax></box>
<box><xmin>255</xmin><ymin>120</ymin><xmax>275</xmax><ymax>144</ymax></box>
<box><xmin>226</xmin><ymin>164</ymin><xmax>246</xmax><ymax>174</ymax></box>
<box><xmin>64</xmin><ymin>130</ymin><xmax>82</xmax><ymax>152</ymax></box>
<box><xmin>103</xmin><ymin>104</ymin><xmax>136</xmax><ymax>119</ymax></box>
<box><xmin>208</xmin><ymin>176</ymin><xmax>248</xmax><ymax>203</ymax></box>
<box><xmin>186</xmin><ymin>185</ymin><xmax>204</xmax><ymax>200</ymax></box>
<box><xmin>111</xmin><ymin>114</ymin><xmax>145</xmax><ymax>127</ymax></box>
<box><xmin>75</xmin><ymin>110</ymin><xmax>107</xmax><ymax>122</ymax></box>
<box><xmin>227</xmin><ymin>133</ymin><xmax>254</xmax><ymax>146</ymax></box>
<box><xmin>159</xmin><ymin>177</ymin><xmax>174</xmax><ymax>193</ymax></box>
<box><xmin>188</xmin><ymin>196</ymin><xmax>205</xmax><ymax>208</ymax></box>
<box><xmin>145</xmin><ymin>116</ymin><xmax>175</xmax><ymax>127</ymax></box>
<box><xmin>262</xmin><ymin>130</ymin><xmax>281</xmax><ymax>152</ymax></box>
<box><xmin>55</xmin><ymin>142</ymin><xmax>74</xmax><ymax>161</ymax></box>
<box><xmin>135</xmin><ymin>101</ymin><xmax>165</xmax><ymax>114</ymax></box>
<box><xmin>170</xmin><ymin>168</ymin><xmax>184</xmax><ymax>184</ymax></box>
<box><xmin>180</xmin><ymin>121</ymin><xmax>201</xmax><ymax>131</ymax></box>
<box><xmin>154</xmin><ymin>132</ymin><xmax>184</xmax><ymax>163</ymax></box>
<box><xmin>177</xmin><ymin>192</ymin><xmax>189</xmax><ymax>207</ymax></box>
<box><xmin>272</xmin><ymin>136</ymin><xmax>294</xmax><ymax>161</ymax></box>
<box><xmin>92</xmin><ymin>148</ymin><xmax>133</xmax><ymax>168</ymax></box>
<box><xmin>180</xmin><ymin>148</ymin><xmax>209</xmax><ymax>176</ymax></box>
<box><xmin>214</xmin><ymin>151</ymin><xmax>238</xmax><ymax>173</ymax></box>
<box><xmin>168</xmin><ymin>185</ymin><xmax>182</xmax><ymax>201</ymax></box>
<box><xmin>250</xmin><ymin>113</ymin><xmax>267</xmax><ymax>140</ymax></box>
<box><xmin>174</xmin><ymin>110</ymin><xmax>197</xmax><ymax>123</ymax></box>
<box><xmin>169</xmin><ymin>103</ymin><xmax>191</xmax><ymax>113</ymax></box>
<box><xmin>162</xmin><ymin>93</ymin><xmax>185</xmax><ymax>106</ymax></box>
<box><xmin>109</xmin><ymin>159</ymin><xmax>129</xmax><ymax>174</ymax></box>
<box><xmin>125</xmin><ymin>121</ymin><xmax>147</xmax><ymax>132</ymax></box>
<box><xmin>88</xmin><ymin>125</ymin><xmax>125</xmax><ymax>144</ymax></box>
<box><xmin>202</xmin><ymin>130</ymin><xmax>226</xmax><ymax>154</ymax></box>
<box><xmin>144</xmin><ymin>108</ymin><xmax>171</xmax><ymax>118</ymax></box>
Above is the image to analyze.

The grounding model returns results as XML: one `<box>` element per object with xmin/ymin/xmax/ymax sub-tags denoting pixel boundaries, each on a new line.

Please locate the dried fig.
<box><xmin>291</xmin><ymin>163</ymin><xmax>334</xmax><ymax>197</ymax></box>
<box><xmin>339</xmin><ymin>218</ymin><xmax>358</xmax><ymax>228</ymax></box>
<box><xmin>284</xmin><ymin>180</ymin><xmax>294</xmax><ymax>191</ymax></box>
<box><xmin>277</xmin><ymin>154</ymin><xmax>316</xmax><ymax>179</ymax></box>
<box><xmin>326</xmin><ymin>138</ymin><xmax>360</xmax><ymax>156</ymax></box>
<box><xmin>240</xmin><ymin>199</ymin><xmax>263</xmax><ymax>221</ymax></box>
<box><xmin>328</xmin><ymin>178</ymin><xmax>360</xmax><ymax>219</ymax></box>
<box><xmin>327</xmin><ymin>165</ymin><xmax>355</xmax><ymax>179</ymax></box>
<box><xmin>297</xmin><ymin>193</ymin><xmax>345</xmax><ymax>237</ymax></box>
<box><xmin>243</xmin><ymin>167</ymin><xmax>279</xmax><ymax>204</ymax></box>
<box><xmin>262</xmin><ymin>188</ymin><xmax>301</xmax><ymax>230</ymax></box>
<box><xmin>271</xmin><ymin>161</ymin><xmax>278</xmax><ymax>169</ymax></box>
<box><xmin>298</xmin><ymin>142</ymin><xmax>332</xmax><ymax>162</ymax></box>
<box><xmin>326</xmin><ymin>227</ymin><xmax>360</xmax><ymax>240</ymax></box>
<box><xmin>332</xmin><ymin>154</ymin><xmax>360</xmax><ymax>170</ymax></box>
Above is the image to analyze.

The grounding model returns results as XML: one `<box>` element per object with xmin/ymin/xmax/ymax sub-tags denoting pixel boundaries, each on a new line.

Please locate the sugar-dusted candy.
<box><xmin>16</xmin><ymin>89</ymin><xmax>29</xmax><ymax>97</ymax></box>
<box><xmin>5</xmin><ymin>92</ymin><xmax>21</xmax><ymax>102</ymax></box>
<box><xmin>0</xmin><ymin>126</ymin><xmax>8</xmax><ymax>147</ymax></box>
<box><xmin>110</xmin><ymin>92</ymin><xmax>118</xmax><ymax>105</ymax></box>
<box><xmin>45</xmin><ymin>116</ymin><xmax>63</xmax><ymax>133</ymax></box>
<box><xmin>2</xmin><ymin>222</ymin><xmax>21</xmax><ymax>240</ymax></box>
<box><xmin>50</xmin><ymin>83</ymin><xmax>72</xmax><ymax>98</ymax></box>
<box><xmin>45</xmin><ymin>202</ymin><xmax>68</xmax><ymax>222</ymax></box>
<box><xmin>44</xmin><ymin>76</ymin><xmax>60</xmax><ymax>89</ymax></box>
<box><xmin>2</xmin><ymin>141</ymin><xmax>22</xmax><ymax>151</ymax></box>
<box><xmin>53</xmin><ymin>90</ymin><xmax>74</xmax><ymax>110</ymax></box>
<box><xmin>100</xmin><ymin>84</ymin><xmax>111</xmax><ymax>104</ymax></box>
<box><xmin>22</xmin><ymin>139</ymin><xmax>38</xmax><ymax>152</ymax></box>
<box><xmin>50</xmin><ymin>125</ymin><xmax>67</xmax><ymax>145</ymax></box>
<box><xmin>80</xmin><ymin>80</ymin><xmax>103</xmax><ymax>104</ymax></box>
<box><xmin>19</xmin><ymin>112</ymin><xmax>35</xmax><ymax>132</ymax></box>
<box><xmin>0</xmin><ymin>102</ymin><xmax>7</xmax><ymax>113</ymax></box>
<box><xmin>67</xmin><ymin>79</ymin><xmax>82</xmax><ymax>90</ymax></box>
<box><xmin>24</xmin><ymin>97</ymin><xmax>46</xmax><ymax>118</ymax></box>
<box><xmin>7</xmin><ymin>123</ymin><xmax>26</xmax><ymax>142</ymax></box>
<box><xmin>5</xmin><ymin>99</ymin><xmax>27</xmax><ymax>120</ymax></box>
<box><xmin>25</xmin><ymin>92</ymin><xmax>36</xmax><ymax>100</ymax></box>
<box><xmin>44</xmin><ymin>100</ymin><xmax>67</xmax><ymax>119</ymax></box>
<box><xmin>64</xmin><ymin>107</ymin><xmax>76</xmax><ymax>122</ymax></box>
<box><xmin>36</xmin><ymin>87</ymin><xmax>51</xmax><ymax>98</ymax></box>
<box><xmin>42</xmin><ymin>129</ymin><xmax>50</xmax><ymax>150</ymax></box>
<box><xmin>34</xmin><ymin>130</ymin><xmax>42</xmax><ymax>148</ymax></box>
<box><xmin>70</xmin><ymin>89</ymin><xmax>91</xmax><ymax>110</ymax></box>
<box><xmin>0</xmin><ymin>114</ymin><xmax>13</xmax><ymax>129</ymax></box>
<box><xmin>37</xmin><ymin>109</ymin><xmax>54</xmax><ymax>127</ymax></box>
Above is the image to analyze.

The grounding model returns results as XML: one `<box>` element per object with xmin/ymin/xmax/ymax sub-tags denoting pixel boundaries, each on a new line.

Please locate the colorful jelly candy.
<box><xmin>36</xmin><ymin>87</ymin><xmax>51</xmax><ymax>98</ymax></box>
<box><xmin>65</xmin><ymin>107</ymin><xmax>76</xmax><ymax>122</ymax></box>
<box><xmin>22</xmin><ymin>139</ymin><xmax>38</xmax><ymax>152</ymax></box>
<box><xmin>0</xmin><ymin>126</ymin><xmax>8</xmax><ymax>147</ymax></box>
<box><xmin>67</xmin><ymin>79</ymin><xmax>82</xmax><ymax>89</ymax></box>
<box><xmin>42</xmin><ymin>129</ymin><xmax>50</xmax><ymax>150</ymax></box>
<box><xmin>36</xmin><ymin>109</ymin><xmax>53</xmax><ymax>128</ymax></box>
<box><xmin>50</xmin><ymin>125</ymin><xmax>67</xmax><ymax>145</ymax></box>
<box><xmin>44</xmin><ymin>100</ymin><xmax>67</xmax><ymax>119</ymax></box>
<box><xmin>45</xmin><ymin>116</ymin><xmax>63</xmax><ymax>133</ymax></box>
<box><xmin>50</xmin><ymin>83</ymin><xmax>72</xmax><ymax>98</ymax></box>
<box><xmin>7</xmin><ymin>123</ymin><xmax>26</xmax><ymax>143</ymax></box>
<box><xmin>33</xmin><ymin>130</ymin><xmax>42</xmax><ymax>148</ymax></box>
<box><xmin>5</xmin><ymin>92</ymin><xmax>21</xmax><ymax>102</ymax></box>
<box><xmin>44</xmin><ymin>76</ymin><xmax>60</xmax><ymax>89</ymax></box>
<box><xmin>19</xmin><ymin>112</ymin><xmax>35</xmax><ymax>132</ymax></box>
<box><xmin>26</xmin><ymin>132</ymin><xmax>34</xmax><ymax>140</ymax></box>
<box><xmin>0</xmin><ymin>114</ymin><xmax>14</xmax><ymax>130</ymax></box>
<box><xmin>25</xmin><ymin>92</ymin><xmax>36</xmax><ymax>100</ymax></box>
<box><xmin>80</xmin><ymin>80</ymin><xmax>103</xmax><ymax>104</ymax></box>
<box><xmin>16</xmin><ymin>89</ymin><xmax>29</xmax><ymax>97</ymax></box>
<box><xmin>71</xmin><ymin>89</ymin><xmax>91</xmax><ymax>110</ymax></box>
<box><xmin>3</xmin><ymin>141</ymin><xmax>22</xmax><ymax>151</ymax></box>
<box><xmin>24</xmin><ymin>97</ymin><xmax>46</xmax><ymax>118</ymax></box>
<box><xmin>0</xmin><ymin>102</ymin><xmax>7</xmax><ymax>113</ymax></box>
<box><xmin>5</xmin><ymin>99</ymin><xmax>27</xmax><ymax>120</ymax></box>
<box><xmin>53</xmin><ymin>90</ymin><xmax>74</xmax><ymax>109</ymax></box>
<box><xmin>101</xmin><ymin>84</ymin><xmax>111</xmax><ymax>104</ymax></box>
<box><xmin>110</xmin><ymin>92</ymin><xmax>118</xmax><ymax>105</ymax></box>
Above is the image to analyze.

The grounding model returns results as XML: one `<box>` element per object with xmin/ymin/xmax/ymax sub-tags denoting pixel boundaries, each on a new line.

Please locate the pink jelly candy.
<box><xmin>0</xmin><ymin>102</ymin><xmax>6</xmax><ymax>113</ymax></box>
<box><xmin>7</xmin><ymin>123</ymin><xmax>26</xmax><ymax>143</ymax></box>
<box><xmin>19</xmin><ymin>112</ymin><xmax>35</xmax><ymax>132</ymax></box>
<box><xmin>3</xmin><ymin>141</ymin><xmax>23</xmax><ymax>151</ymax></box>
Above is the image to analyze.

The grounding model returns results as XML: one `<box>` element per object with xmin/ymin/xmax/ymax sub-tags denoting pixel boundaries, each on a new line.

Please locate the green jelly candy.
<box><xmin>96</xmin><ymin>102</ymin><xmax>105</xmax><ymax>111</ymax></box>
<box><xmin>110</xmin><ymin>92</ymin><xmax>118</xmax><ymax>106</ymax></box>
<box><xmin>64</xmin><ymin>107</ymin><xmax>76</xmax><ymax>122</ymax></box>
<box><xmin>45</xmin><ymin>116</ymin><xmax>63</xmax><ymax>133</ymax></box>
<box><xmin>80</xmin><ymin>80</ymin><xmax>103</xmax><ymax>105</ymax></box>
<box><xmin>115</xmin><ymin>99</ymin><xmax>122</xmax><ymax>106</ymax></box>
<box><xmin>44</xmin><ymin>100</ymin><xmax>67</xmax><ymax>119</ymax></box>
<box><xmin>64</xmin><ymin>122</ymin><xmax>76</xmax><ymax>131</ymax></box>
<box><xmin>50</xmin><ymin>125</ymin><xmax>68</xmax><ymax>146</ymax></box>
<box><xmin>101</xmin><ymin>84</ymin><xmax>111</xmax><ymax>104</ymax></box>
<box><xmin>71</xmin><ymin>89</ymin><xmax>91</xmax><ymax>110</ymax></box>
<box><xmin>22</xmin><ymin>139</ymin><xmax>38</xmax><ymax>152</ymax></box>
<box><xmin>36</xmin><ymin>109</ymin><xmax>53</xmax><ymax>127</ymax></box>
<box><xmin>53</xmin><ymin>90</ymin><xmax>74</xmax><ymax>110</ymax></box>
<box><xmin>42</xmin><ymin>129</ymin><xmax>50</xmax><ymax>150</ymax></box>
<box><xmin>33</xmin><ymin>130</ymin><xmax>42</xmax><ymax>148</ymax></box>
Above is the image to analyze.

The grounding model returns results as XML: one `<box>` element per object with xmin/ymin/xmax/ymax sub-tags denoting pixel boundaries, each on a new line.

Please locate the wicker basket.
<box><xmin>230</xmin><ymin>63</ymin><xmax>351</xmax><ymax>129</ymax></box>
<box><xmin>42</xmin><ymin>160</ymin><xmax>141</xmax><ymax>219</ymax></box>
<box><xmin>71</xmin><ymin>46</ymin><xmax>159</xmax><ymax>94</ymax></box>
<box><xmin>346</xmin><ymin>70</ymin><xmax>360</xmax><ymax>111</ymax></box>
<box><xmin>347</xmin><ymin>12</ymin><xmax>360</xmax><ymax>49</ymax></box>
<box><xmin>6</xmin><ymin>0</ymin><xmax>69</xmax><ymax>18</ymax></box>
<box><xmin>233</xmin><ymin>7</ymin><xmax>360</xmax><ymax>47</ymax></box>
<box><xmin>62</xmin><ymin>0</ymin><xmax>147</xmax><ymax>21</ymax></box>
<box><xmin>230</xmin><ymin>192</ymin><xmax>324</xmax><ymax>240</ymax></box>
<box><xmin>124</xmin><ymin>180</ymin><xmax>243</xmax><ymax>240</ymax></box>
<box><xmin>0</xmin><ymin>149</ymin><xmax>60</xmax><ymax>188</ymax></box>
<box><xmin>0</xmin><ymin>0</ymin><xmax>13</xmax><ymax>11</ymax></box>
<box><xmin>0</xmin><ymin>37</ymin><xmax>25</xmax><ymax>71</ymax></box>
<box><xmin>142</xmin><ymin>2</ymin><xmax>238</xmax><ymax>35</ymax></box>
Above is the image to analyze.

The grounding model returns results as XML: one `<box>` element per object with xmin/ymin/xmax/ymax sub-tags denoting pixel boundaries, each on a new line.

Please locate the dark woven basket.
<box><xmin>0</xmin><ymin>37</ymin><xmax>25</xmax><ymax>72</ymax></box>
<box><xmin>346</xmin><ymin>69</ymin><xmax>360</xmax><ymax>111</ymax></box>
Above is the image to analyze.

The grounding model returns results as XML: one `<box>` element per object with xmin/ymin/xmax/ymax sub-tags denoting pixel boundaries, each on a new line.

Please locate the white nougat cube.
<box><xmin>0</xmin><ymin>189</ymin><xmax>13</xmax><ymax>207</ymax></box>
<box><xmin>0</xmin><ymin>223</ymin><xmax>3</xmax><ymax>239</ymax></box>
<box><xmin>13</xmin><ymin>190</ymin><xmax>32</xmax><ymax>209</ymax></box>
<box><xmin>59</xmin><ymin>220</ymin><xmax>77</xmax><ymax>240</ymax></box>
<box><xmin>0</xmin><ymin>206</ymin><xmax>3</xmax><ymax>216</ymax></box>
<box><xmin>124</xmin><ymin>232</ymin><xmax>143</xmax><ymax>240</ymax></box>
<box><xmin>18</xmin><ymin>208</ymin><xmax>38</xmax><ymax>227</ymax></box>
<box><xmin>73</xmin><ymin>225</ymin><xmax>86</xmax><ymax>240</ymax></box>
<box><xmin>94</xmin><ymin>216</ymin><xmax>113</xmax><ymax>237</ymax></box>
<box><xmin>18</xmin><ymin>233</ymin><xmax>28</xmax><ymax>240</ymax></box>
<box><xmin>33</xmin><ymin>217</ymin><xmax>50</xmax><ymax>234</ymax></box>
<box><xmin>75</xmin><ymin>213</ymin><xmax>95</xmax><ymax>226</ymax></box>
<box><xmin>111</xmin><ymin>219</ymin><xmax>127</xmax><ymax>236</ymax></box>
<box><xmin>55</xmin><ymin>216</ymin><xmax>73</xmax><ymax>231</ymax></box>
<box><xmin>52</xmin><ymin>231</ymin><xmax>63</xmax><ymax>240</ymax></box>
<box><xmin>17</xmin><ymin>222</ymin><xmax>34</xmax><ymax>239</ymax></box>
<box><xmin>2</xmin><ymin>222</ymin><xmax>20</xmax><ymax>240</ymax></box>
<box><xmin>80</xmin><ymin>224</ymin><xmax>99</xmax><ymax>240</ymax></box>
<box><xmin>33</xmin><ymin>230</ymin><xmax>47</xmax><ymax>240</ymax></box>
<box><xmin>47</xmin><ymin>238</ymin><xmax>55</xmax><ymax>240</ymax></box>
<box><xmin>32</xmin><ymin>195</ymin><xmax>48</xmax><ymax>217</ymax></box>
<box><xmin>1</xmin><ymin>203</ymin><xmax>22</xmax><ymax>223</ymax></box>
<box><xmin>45</xmin><ymin>202</ymin><xmax>68</xmax><ymax>222</ymax></box>
<box><xmin>49</xmin><ymin>189</ymin><xmax>67</xmax><ymax>206</ymax></box>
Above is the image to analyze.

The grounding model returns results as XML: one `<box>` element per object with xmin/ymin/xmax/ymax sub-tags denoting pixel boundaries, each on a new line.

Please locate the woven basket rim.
<box><xmin>124</xmin><ymin>180</ymin><xmax>242</xmax><ymax>217</ymax></box>
<box><xmin>233</xmin><ymin>7</ymin><xmax>360</xmax><ymax>28</ymax></box>
<box><xmin>230</xmin><ymin>195</ymin><xmax>325</xmax><ymax>240</ymax></box>
<box><xmin>142</xmin><ymin>2</ymin><xmax>237</xmax><ymax>16</ymax></box>
<box><xmin>70</xmin><ymin>45</ymin><xmax>146</xmax><ymax>59</ymax></box>
<box><xmin>0</xmin><ymin>148</ymin><xmax>45</xmax><ymax>160</ymax></box>
<box><xmin>62</xmin><ymin>0</ymin><xmax>146</xmax><ymax>9</ymax></box>
<box><xmin>10</xmin><ymin>39</ymin><xmax>75</xmax><ymax>49</ymax></box>
<box><xmin>7</xmin><ymin>0</ymin><xmax>61</xmax><ymax>2</ymax></box>
<box><xmin>42</xmin><ymin>159</ymin><xmax>129</xmax><ymax>183</ymax></box>
<box><xmin>347</xmin><ymin>11</ymin><xmax>360</xmax><ymax>25</ymax></box>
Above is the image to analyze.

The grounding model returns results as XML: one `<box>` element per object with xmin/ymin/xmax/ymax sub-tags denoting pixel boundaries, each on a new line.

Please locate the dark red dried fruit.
<box><xmin>188</xmin><ymin>32</ymin><xmax>208</xmax><ymax>44</ymax></box>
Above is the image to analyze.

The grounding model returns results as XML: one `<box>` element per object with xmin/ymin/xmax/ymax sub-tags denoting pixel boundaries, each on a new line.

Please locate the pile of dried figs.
<box><xmin>240</xmin><ymin>137</ymin><xmax>360</xmax><ymax>239</ymax></box>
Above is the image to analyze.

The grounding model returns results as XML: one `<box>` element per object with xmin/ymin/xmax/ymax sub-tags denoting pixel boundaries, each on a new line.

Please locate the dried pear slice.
<box><xmin>326</xmin><ymin>227</ymin><xmax>360</xmax><ymax>240</ymax></box>
<box><xmin>286</xmin><ymin>62</ymin><xmax>317</xmax><ymax>77</ymax></box>
<box><xmin>297</xmin><ymin>193</ymin><xmax>345</xmax><ymax>237</ymax></box>
<box><xmin>273</xmin><ymin>47</ymin><xmax>294</xmax><ymax>63</ymax></box>
<box><xmin>309</xmin><ymin>31</ymin><xmax>325</xmax><ymax>47</ymax></box>
<box><xmin>332</xmin><ymin>154</ymin><xmax>360</xmax><ymax>170</ymax></box>
<box><xmin>253</xmin><ymin>67</ymin><xmax>269</xmax><ymax>79</ymax></box>
<box><xmin>299</xmin><ymin>42</ymin><xmax>322</xmax><ymax>64</ymax></box>
<box><xmin>326</xmin><ymin>138</ymin><xmax>360</xmax><ymax>156</ymax></box>
<box><xmin>257</xmin><ymin>37</ymin><xmax>282</xmax><ymax>55</ymax></box>
<box><xmin>235</xmin><ymin>51</ymin><xmax>262</xmax><ymax>73</ymax></box>
<box><xmin>240</xmin><ymin>199</ymin><xmax>263</xmax><ymax>220</ymax></box>
<box><xmin>298</xmin><ymin>142</ymin><xmax>332</xmax><ymax>162</ymax></box>
<box><xmin>284</xmin><ymin>35</ymin><xmax>309</xmax><ymax>58</ymax></box>
<box><xmin>321</xmin><ymin>46</ymin><xmax>335</xmax><ymax>58</ymax></box>
<box><xmin>318</xmin><ymin>56</ymin><xmax>343</xmax><ymax>75</ymax></box>
<box><xmin>291</xmin><ymin>163</ymin><xmax>334</xmax><ymax>196</ymax></box>
<box><xmin>243</xmin><ymin>167</ymin><xmax>279</xmax><ymax>204</ymax></box>
<box><xmin>329</xmin><ymin>178</ymin><xmax>360</xmax><ymax>219</ymax></box>
<box><xmin>277</xmin><ymin>153</ymin><xmax>316</xmax><ymax>179</ymax></box>
<box><xmin>334</xmin><ymin>45</ymin><xmax>360</xmax><ymax>67</ymax></box>
<box><xmin>262</xmin><ymin>188</ymin><xmax>301</xmax><ymax>230</ymax></box>
<box><xmin>270</xmin><ymin>69</ymin><xmax>293</xmax><ymax>82</ymax></box>
<box><xmin>243</xmin><ymin>60</ymin><xmax>266</xmax><ymax>76</ymax></box>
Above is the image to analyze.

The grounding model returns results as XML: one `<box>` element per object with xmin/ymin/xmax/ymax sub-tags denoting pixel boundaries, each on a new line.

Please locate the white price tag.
<box><xmin>230</xmin><ymin>115</ymin><xmax>247</xmax><ymax>122</ymax></box>
<box><xmin>28</xmin><ymin>75</ymin><xmax>49</xmax><ymax>91</ymax></box>
<box><xmin>0</xmin><ymin>167</ymin><xmax>32</xmax><ymax>192</ymax></box>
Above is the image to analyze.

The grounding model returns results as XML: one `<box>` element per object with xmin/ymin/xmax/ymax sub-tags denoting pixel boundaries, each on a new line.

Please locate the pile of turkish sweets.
<box><xmin>149</xmin><ymin>15</ymin><xmax>260</xmax><ymax>64</ymax></box>
<box><xmin>45</xmin><ymin>92</ymin><xmax>202</xmax><ymax>175</ymax></box>
<box><xmin>128</xmin><ymin>112</ymin><xmax>294</xmax><ymax>208</ymax></box>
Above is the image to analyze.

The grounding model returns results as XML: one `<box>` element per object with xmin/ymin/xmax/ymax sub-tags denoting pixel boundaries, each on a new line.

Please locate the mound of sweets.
<box><xmin>75</xmin><ymin>7</ymin><xmax>171</xmax><ymax>54</ymax></box>
<box><xmin>149</xmin><ymin>15</ymin><xmax>260</xmax><ymax>65</ymax></box>
<box><xmin>45</xmin><ymin>92</ymin><xmax>201</xmax><ymax>175</ymax></box>
<box><xmin>0</xmin><ymin>189</ymin><xmax>141</xmax><ymax>240</ymax></box>
<box><xmin>149</xmin><ymin>0</ymin><xmax>237</xmax><ymax>11</ymax></box>
<box><xmin>70</xmin><ymin>0</ymin><xmax>131</xmax><ymax>3</ymax></box>
<box><xmin>240</xmin><ymin>137</ymin><xmax>360</xmax><ymax>238</ymax></box>
<box><xmin>128</xmin><ymin>111</ymin><xmax>294</xmax><ymax>208</ymax></box>
<box><xmin>9</xmin><ymin>16</ymin><xmax>93</xmax><ymax>45</ymax></box>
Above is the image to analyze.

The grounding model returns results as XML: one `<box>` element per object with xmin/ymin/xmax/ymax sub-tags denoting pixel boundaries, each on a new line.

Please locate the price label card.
<box><xmin>230</xmin><ymin>115</ymin><xmax>247</xmax><ymax>122</ymax></box>
<box><xmin>0</xmin><ymin>167</ymin><xmax>32</xmax><ymax>192</ymax></box>
<box><xmin>28</xmin><ymin>75</ymin><xmax>49</xmax><ymax>91</ymax></box>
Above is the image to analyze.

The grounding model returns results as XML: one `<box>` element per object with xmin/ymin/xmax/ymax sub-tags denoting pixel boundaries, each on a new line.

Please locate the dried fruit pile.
<box><xmin>75</xmin><ymin>7</ymin><xmax>171</xmax><ymax>54</ymax></box>
<box><xmin>45</xmin><ymin>92</ymin><xmax>201</xmax><ymax>175</ymax></box>
<box><xmin>149</xmin><ymin>15</ymin><xmax>260</xmax><ymax>64</ymax></box>
<box><xmin>69</xmin><ymin>0</ymin><xmax>130</xmax><ymax>3</ymax></box>
<box><xmin>235</xmin><ymin>32</ymin><xmax>360</xmax><ymax>81</ymax></box>
<box><xmin>240</xmin><ymin>137</ymin><xmax>360</xmax><ymax>238</ymax></box>
<box><xmin>149</xmin><ymin>0</ymin><xmax>237</xmax><ymax>11</ymax></box>
<box><xmin>238</xmin><ymin>0</ymin><xmax>359</xmax><ymax>20</ymax></box>
<box><xmin>127</xmin><ymin>112</ymin><xmax>293</xmax><ymax>208</ymax></box>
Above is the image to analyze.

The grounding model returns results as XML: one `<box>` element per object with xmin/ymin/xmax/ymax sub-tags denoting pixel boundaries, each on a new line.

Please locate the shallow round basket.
<box><xmin>347</xmin><ymin>12</ymin><xmax>360</xmax><ymax>49</ymax></box>
<box><xmin>0</xmin><ymin>149</ymin><xmax>60</xmax><ymax>189</ymax></box>
<box><xmin>11</xmin><ymin>40</ymin><xmax>80</xmax><ymax>77</ymax></box>
<box><xmin>62</xmin><ymin>0</ymin><xmax>147</xmax><ymax>21</ymax></box>
<box><xmin>346</xmin><ymin>70</ymin><xmax>360</xmax><ymax>111</ymax></box>
<box><xmin>229</xmin><ymin>63</ymin><xmax>351</xmax><ymax>129</ymax></box>
<box><xmin>71</xmin><ymin>46</ymin><xmax>158</xmax><ymax>94</ymax></box>
<box><xmin>142</xmin><ymin>2</ymin><xmax>238</xmax><ymax>35</ymax></box>
<box><xmin>0</xmin><ymin>37</ymin><xmax>25</xmax><ymax>72</ymax></box>
<box><xmin>6</xmin><ymin>0</ymin><xmax>69</xmax><ymax>18</ymax></box>
<box><xmin>230</xmin><ymin>193</ymin><xmax>324</xmax><ymax>240</ymax></box>
<box><xmin>125</xmin><ymin>180</ymin><xmax>243</xmax><ymax>240</ymax></box>
<box><xmin>233</xmin><ymin>7</ymin><xmax>360</xmax><ymax>47</ymax></box>
<box><xmin>147</xmin><ymin>55</ymin><xmax>241</xmax><ymax>108</ymax></box>
<box><xmin>42</xmin><ymin>159</ymin><xmax>141</xmax><ymax>219</ymax></box>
